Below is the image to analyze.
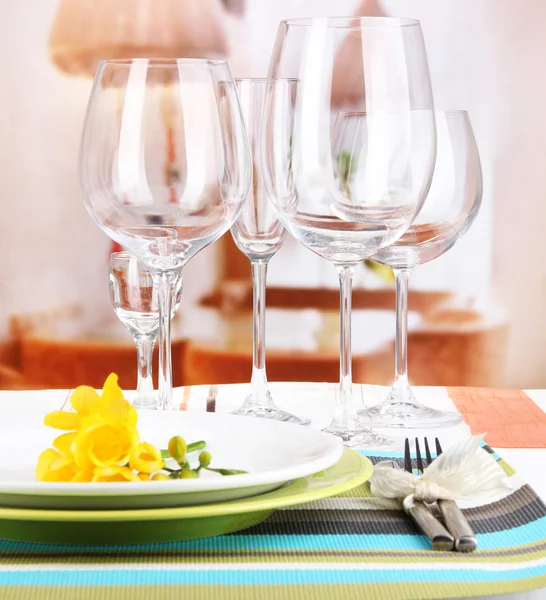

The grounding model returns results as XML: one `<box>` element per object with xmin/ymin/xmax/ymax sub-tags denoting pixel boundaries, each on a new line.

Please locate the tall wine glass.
<box><xmin>80</xmin><ymin>59</ymin><xmax>251</xmax><ymax>410</ymax></box>
<box><xmin>358</xmin><ymin>110</ymin><xmax>483</xmax><ymax>427</ymax></box>
<box><xmin>262</xmin><ymin>18</ymin><xmax>436</xmax><ymax>446</ymax></box>
<box><xmin>230</xmin><ymin>78</ymin><xmax>309</xmax><ymax>425</ymax></box>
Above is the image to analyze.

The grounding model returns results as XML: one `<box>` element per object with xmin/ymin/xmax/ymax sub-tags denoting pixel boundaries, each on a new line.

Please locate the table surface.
<box><xmin>0</xmin><ymin>382</ymin><xmax>544</xmax><ymax>600</ymax></box>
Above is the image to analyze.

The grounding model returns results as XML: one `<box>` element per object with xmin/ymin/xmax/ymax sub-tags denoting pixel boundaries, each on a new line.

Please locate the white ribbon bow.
<box><xmin>369</xmin><ymin>435</ymin><xmax>513</xmax><ymax>510</ymax></box>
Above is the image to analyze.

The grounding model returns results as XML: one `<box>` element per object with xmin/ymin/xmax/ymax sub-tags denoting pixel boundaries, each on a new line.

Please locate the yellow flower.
<box><xmin>137</xmin><ymin>473</ymin><xmax>151</xmax><ymax>481</ymax></box>
<box><xmin>130</xmin><ymin>442</ymin><xmax>165</xmax><ymax>474</ymax></box>
<box><xmin>92</xmin><ymin>467</ymin><xmax>141</xmax><ymax>483</ymax></box>
<box><xmin>38</xmin><ymin>374</ymin><xmax>144</xmax><ymax>483</ymax></box>
<box><xmin>151</xmin><ymin>473</ymin><xmax>170</xmax><ymax>481</ymax></box>
<box><xmin>72</xmin><ymin>416</ymin><xmax>140</xmax><ymax>470</ymax></box>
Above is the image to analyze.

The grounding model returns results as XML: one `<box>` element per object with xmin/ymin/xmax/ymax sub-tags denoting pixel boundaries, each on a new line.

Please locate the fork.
<box><xmin>409</xmin><ymin>437</ymin><xmax>478</xmax><ymax>553</ymax></box>
<box><xmin>402</xmin><ymin>439</ymin><xmax>454</xmax><ymax>551</ymax></box>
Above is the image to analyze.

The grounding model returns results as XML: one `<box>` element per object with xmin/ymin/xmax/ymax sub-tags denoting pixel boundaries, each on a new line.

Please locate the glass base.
<box><xmin>231</xmin><ymin>404</ymin><xmax>310</xmax><ymax>426</ymax></box>
<box><xmin>322</xmin><ymin>422</ymin><xmax>394</xmax><ymax>448</ymax></box>
<box><xmin>358</xmin><ymin>394</ymin><xmax>463</xmax><ymax>429</ymax></box>
<box><xmin>132</xmin><ymin>395</ymin><xmax>158</xmax><ymax>410</ymax></box>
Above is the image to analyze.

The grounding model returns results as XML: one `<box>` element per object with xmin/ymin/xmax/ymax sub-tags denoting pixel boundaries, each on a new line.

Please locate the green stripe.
<box><xmin>498</xmin><ymin>458</ymin><xmax>517</xmax><ymax>477</ymax></box>
<box><xmin>0</xmin><ymin>579</ymin><xmax>545</xmax><ymax>600</ymax></box>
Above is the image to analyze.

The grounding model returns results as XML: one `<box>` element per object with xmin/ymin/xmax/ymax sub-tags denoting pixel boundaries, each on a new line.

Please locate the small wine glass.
<box><xmin>109</xmin><ymin>251</ymin><xmax>182</xmax><ymax>409</ymax></box>
<box><xmin>262</xmin><ymin>17</ymin><xmax>436</xmax><ymax>446</ymax></box>
<box><xmin>229</xmin><ymin>78</ymin><xmax>309</xmax><ymax>425</ymax></box>
<box><xmin>80</xmin><ymin>59</ymin><xmax>251</xmax><ymax>410</ymax></box>
<box><xmin>358</xmin><ymin>110</ymin><xmax>483</xmax><ymax>428</ymax></box>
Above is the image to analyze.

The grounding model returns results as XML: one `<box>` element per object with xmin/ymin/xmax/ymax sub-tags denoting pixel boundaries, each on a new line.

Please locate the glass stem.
<box><xmin>331</xmin><ymin>264</ymin><xmax>359</xmax><ymax>430</ymax></box>
<box><xmin>134</xmin><ymin>334</ymin><xmax>156</xmax><ymax>399</ymax></box>
<box><xmin>392</xmin><ymin>267</ymin><xmax>414</xmax><ymax>402</ymax></box>
<box><xmin>247</xmin><ymin>259</ymin><xmax>273</xmax><ymax>407</ymax></box>
<box><xmin>153</xmin><ymin>270</ymin><xmax>178</xmax><ymax>410</ymax></box>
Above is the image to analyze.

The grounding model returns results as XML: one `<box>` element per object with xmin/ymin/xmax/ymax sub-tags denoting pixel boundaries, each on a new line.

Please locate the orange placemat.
<box><xmin>448</xmin><ymin>387</ymin><xmax>546</xmax><ymax>448</ymax></box>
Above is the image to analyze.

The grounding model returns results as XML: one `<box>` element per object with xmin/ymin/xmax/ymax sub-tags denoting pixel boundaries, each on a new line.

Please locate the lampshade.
<box><xmin>331</xmin><ymin>0</ymin><xmax>386</xmax><ymax>107</ymax></box>
<box><xmin>49</xmin><ymin>0</ymin><xmax>229</xmax><ymax>77</ymax></box>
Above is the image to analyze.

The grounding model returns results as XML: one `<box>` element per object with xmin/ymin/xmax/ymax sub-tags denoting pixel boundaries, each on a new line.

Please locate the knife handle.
<box><xmin>437</xmin><ymin>499</ymin><xmax>477</xmax><ymax>552</ymax></box>
<box><xmin>406</xmin><ymin>501</ymin><xmax>455</xmax><ymax>551</ymax></box>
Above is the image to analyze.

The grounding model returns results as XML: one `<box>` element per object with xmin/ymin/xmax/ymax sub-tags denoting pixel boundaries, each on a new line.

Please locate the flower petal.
<box><xmin>36</xmin><ymin>448</ymin><xmax>61</xmax><ymax>481</ymax></box>
<box><xmin>71</xmin><ymin>469</ymin><xmax>95</xmax><ymax>483</ymax></box>
<box><xmin>36</xmin><ymin>448</ymin><xmax>78</xmax><ymax>482</ymax></box>
<box><xmin>101</xmin><ymin>373</ymin><xmax>125</xmax><ymax>403</ymax></box>
<box><xmin>101</xmin><ymin>374</ymin><xmax>138</xmax><ymax>428</ymax></box>
<box><xmin>44</xmin><ymin>411</ymin><xmax>82</xmax><ymax>431</ymax></box>
<box><xmin>45</xmin><ymin>462</ymin><xmax>78</xmax><ymax>482</ymax></box>
<box><xmin>130</xmin><ymin>442</ymin><xmax>165</xmax><ymax>474</ymax></box>
<box><xmin>92</xmin><ymin>466</ymin><xmax>140</xmax><ymax>483</ymax></box>
<box><xmin>69</xmin><ymin>386</ymin><xmax>104</xmax><ymax>416</ymax></box>
<box><xmin>53</xmin><ymin>431</ymin><xmax>77</xmax><ymax>456</ymax></box>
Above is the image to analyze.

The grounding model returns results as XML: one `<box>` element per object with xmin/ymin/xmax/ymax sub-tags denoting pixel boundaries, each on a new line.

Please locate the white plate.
<box><xmin>0</xmin><ymin>411</ymin><xmax>343</xmax><ymax>509</ymax></box>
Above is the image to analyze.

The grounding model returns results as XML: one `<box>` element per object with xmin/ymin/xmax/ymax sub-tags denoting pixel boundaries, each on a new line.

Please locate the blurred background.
<box><xmin>0</xmin><ymin>0</ymin><xmax>543</xmax><ymax>392</ymax></box>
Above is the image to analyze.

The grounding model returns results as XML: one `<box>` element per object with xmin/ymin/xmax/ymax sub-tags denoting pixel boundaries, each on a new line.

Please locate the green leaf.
<box><xmin>206</xmin><ymin>467</ymin><xmax>248</xmax><ymax>476</ymax></box>
<box><xmin>187</xmin><ymin>441</ymin><xmax>207</xmax><ymax>453</ymax></box>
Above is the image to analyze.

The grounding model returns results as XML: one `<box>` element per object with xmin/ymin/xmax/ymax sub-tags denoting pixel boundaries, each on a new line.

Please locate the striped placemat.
<box><xmin>0</xmin><ymin>446</ymin><xmax>544</xmax><ymax>600</ymax></box>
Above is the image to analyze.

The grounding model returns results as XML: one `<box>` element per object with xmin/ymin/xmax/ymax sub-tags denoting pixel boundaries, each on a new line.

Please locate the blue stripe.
<box><xmin>358</xmin><ymin>445</ymin><xmax>502</xmax><ymax>463</ymax></box>
<box><xmin>358</xmin><ymin>449</ymin><xmax>402</xmax><ymax>459</ymax></box>
<box><xmin>0</xmin><ymin>565</ymin><xmax>545</xmax><ymax>587</ymax></box>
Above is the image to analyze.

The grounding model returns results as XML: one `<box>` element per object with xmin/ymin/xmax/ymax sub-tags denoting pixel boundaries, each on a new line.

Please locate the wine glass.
<box><xmin>80</xmin><ymin>59</ymin><xmax>251</xmax><ymax>410</ymax></box>
<box><xmin>358</xmin><ymin>110</ymin><xmax>483</xmax><ymax>428</ymax></box>
<box><xmin>230</xmin><ymin>78</ymin><xmax>309</xmax><ymax>425</ymax></box>
<box><xmin>262</xmin><ymin>18</ymin><xmax>436</xmax><ymax>446</ymax></box>
<box><xmin>109</xmin><ymin>251</ymin><xmax>182</xmax><ymax>409</ymax></box>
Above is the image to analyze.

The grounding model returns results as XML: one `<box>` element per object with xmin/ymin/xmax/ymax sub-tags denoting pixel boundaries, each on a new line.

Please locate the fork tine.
<box><xmin>404</xmin><ymin>438</ymin><xmax>412</xmax><ymax>473</ymax></box>
<box><xmin>424</xmin><ymin>438</ymin><xmax>432</xmax><ymax>466</ymax></box>
<box><xmin>435</xmin><ymin>438</ymin><xmax>443</xmax><ymax>456</ymax></box>
<box><xmin>415</xmin><ymin>438</ymin><xmax>424</xmax><ymax>474</ymax></box>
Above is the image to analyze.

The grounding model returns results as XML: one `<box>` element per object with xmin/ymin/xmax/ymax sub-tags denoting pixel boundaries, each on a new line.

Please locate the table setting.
<box><xmin>1</xmin><ymin>13</ymin><xmax>545</xmax><ymax>600</ymax></box>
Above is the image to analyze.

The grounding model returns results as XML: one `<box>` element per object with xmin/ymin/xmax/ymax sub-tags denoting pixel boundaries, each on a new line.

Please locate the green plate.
<box><xmin>0</xmin><ymin>448</ymin><xmax>371</xmax><ymax>545</ymax></box>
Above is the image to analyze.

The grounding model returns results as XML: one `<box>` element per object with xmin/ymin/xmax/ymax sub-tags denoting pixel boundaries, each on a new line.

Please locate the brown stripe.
<box><xmin>206</xmin><ymin>385</ymin><xmax>217</xmax><ymax>413</ymax></box>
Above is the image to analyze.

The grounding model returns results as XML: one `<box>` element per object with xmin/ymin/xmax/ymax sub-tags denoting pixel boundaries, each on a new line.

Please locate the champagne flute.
<box><xmin>262</xmin><ymin>18</ymin><xmax>436</xmax><ymax>446</ymax></box>
<box><xmin>230</xmin><ymin>78</ymin><xmax>309</xmax><ymax>425</ymax></box>
<box><xmin>80</xmin><ymin>59</ymin><xmax>251</xmax><ymax>409</ymax></box>
<box><xmin>358</xmin><ymin>110</ymin><xmax>483</xmax><ymax>427</ymax></box>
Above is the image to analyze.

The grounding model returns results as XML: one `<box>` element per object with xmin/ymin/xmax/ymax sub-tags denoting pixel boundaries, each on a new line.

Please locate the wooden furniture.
<box><xmin>1</xmin><ymin>284</ymin><xmax>508</xmax><ymax>391</ymax></box>
<box><xmin>7</xmin><ymin>306</ymin><xmax>186</xmax><ymax>390</ymax></box>
<box><xmin>183</xmin><ymin>282</ymin><xmax>509</xmax><ymax>388</ymax></box>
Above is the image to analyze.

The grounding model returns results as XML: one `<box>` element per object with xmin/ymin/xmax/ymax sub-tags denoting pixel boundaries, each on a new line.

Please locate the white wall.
<box><xmin>0</xmin><ymin>1</ymin><xmax>106</xmax><ymax>336</ymax></box>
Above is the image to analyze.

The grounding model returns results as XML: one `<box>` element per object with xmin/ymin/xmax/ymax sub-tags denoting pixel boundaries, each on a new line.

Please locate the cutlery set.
<box><xmin>403</xmin><ymin>438</ymin><xmax>477</xmax><ymax>552</ymax></box>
